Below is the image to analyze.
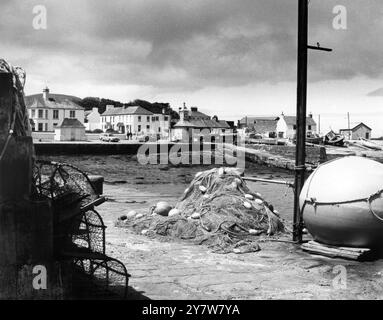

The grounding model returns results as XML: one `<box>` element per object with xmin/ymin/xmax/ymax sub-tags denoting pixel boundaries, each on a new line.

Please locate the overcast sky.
<box><xmin>1</xmin><ymin>0</ymin><xmax>383</xmax><ymax>135</ymax></box>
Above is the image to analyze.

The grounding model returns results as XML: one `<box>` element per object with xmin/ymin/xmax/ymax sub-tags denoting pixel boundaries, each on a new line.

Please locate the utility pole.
<box><xmin>318</xmin><ymin>114</ymin><xmax>321</xmax><ymax>135</ymax></box>
<box><xmin>293</xmin><ymin>0</ymin><xmax>332</xmax><ymax>242</ymax></box>
<box><xmin>347</xmin><ymin>112</ymin><xmax>351</xmax><ymax>140</ymax></box>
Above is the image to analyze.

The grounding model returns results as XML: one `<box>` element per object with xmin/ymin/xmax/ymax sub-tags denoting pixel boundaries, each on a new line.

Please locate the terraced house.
<box><xmin>100</xmin><ymin>105</ymin><xmax>171</xmax><ymax>138</ymax></box>
<box><xmin>25</xmin><ymin>87</ymin><xmax>85</xmax><ymax>132</ymax></box>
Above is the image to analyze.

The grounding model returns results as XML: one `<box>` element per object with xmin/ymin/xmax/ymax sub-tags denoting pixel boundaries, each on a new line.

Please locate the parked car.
<box><xmin>99</xmin><ymin>133</ymin><xmax>120</xmax><ymax>142</ymax></box>
<box><xmin>138</xmin><ymin>135</ymin><xmax>150</xmax><ymax>142</ymax></box>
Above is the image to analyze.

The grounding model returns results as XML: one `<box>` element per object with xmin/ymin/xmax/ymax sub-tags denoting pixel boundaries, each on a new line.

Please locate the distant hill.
<box><xmin>367</xmin><ymin>88</ymin><xmax>383</xmax><ymax>96</ymax></box>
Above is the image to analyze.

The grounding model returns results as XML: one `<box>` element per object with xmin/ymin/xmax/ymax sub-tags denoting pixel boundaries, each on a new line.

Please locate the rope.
<box><xmin>304</xmin><ymin>189</ymin><xmax>383</xmax><ymax>222</ymax></box>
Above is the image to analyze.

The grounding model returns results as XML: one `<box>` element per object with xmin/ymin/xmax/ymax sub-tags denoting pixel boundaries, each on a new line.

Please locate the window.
<box><xmin>45</xmin><ymin>110</ymin><xmax>48</xmax><ymax>119</ymax></box>
<box><xmin>164</xmin><ymin>116</ymin><xmax>169</xmax><ymax>121</ymax></box>
<box><xmin>138</xmin><ymin>125</ymin><xmax>141</xmax><ymax>132</ymax></box>
<box><xmin>70</xmin><ymin>110</ymin><xmax>75</xmax><ymax>118</ymax></box>
<box><xmin>366</xmin><ymin>132</ymin><xmax>370</xmax><ymax>139</ymax></box>
<box><xmin>147</xmin><ymin>116</ymin><xmax>150</xmax><ymax>122</ymax></box>
<box><xmin>158</xmin><ymin>127</ymin><xmax>161</xmax><ymax>132</ymax></box>
<box><xmin>146</xmin><ymin>125</ymin><xmax>150</xmax><ymax>130</ymax></box>
<box><xmin>156</xmin><ymin>116</ymin><xmax>159</xmax><ymax>121</ymax></box>
<box><xmin>31</xmin><ymin>110</ymin><xmax>35</xmax><ymax>118</ymax></box>
<box><xmin>138</xmin><ymin>116</ymin><xmax>141</xmax><ymax>122</ymax></box>
<box><xmin>38</xmin><ymin>123</ymin><xmax>43</xmax><ymax>131</ymax></box>
<box><xmin>38</xmin><ymin>109</ymin><xmax>43</xmax><ymax>119</ymax></box>
<box><xmin>308</xmin><ymin>125</ymin><xmax>312</xmax><ymax>130</ymax></box>
<box><xmin>293</xmin><ymin>125</ymin><xmax>297</xmax><ymax>130</ymax></box>
<box><xmin>45</xmin><ymin>123</ymin><xmax>48</xmax><ymax>131</ymax></box>
<box><xmin>53</xmin><ymin>123</ymin><xmax>58</xmax><ymax>127</ymax></box>
<box><xmin>152</xmin><ymin>116</ymin><xmax>156</xmax><ymax>121</ymax></box>
<box><xmin>53</xmin><ymin>110</ymin><xmax>59</xmax><ymax>119</ymax></box>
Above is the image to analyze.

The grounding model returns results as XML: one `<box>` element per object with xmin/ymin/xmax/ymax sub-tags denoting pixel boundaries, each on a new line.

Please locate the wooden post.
<box><xmin>293</xmin><ymin>0</ymin><xmax>308</xmax><ymax>242</ymax></box>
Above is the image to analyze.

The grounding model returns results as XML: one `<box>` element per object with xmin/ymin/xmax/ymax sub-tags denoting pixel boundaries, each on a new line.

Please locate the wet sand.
<box><xmin>38</xmin><ymin>154</ymin><xmax>383</xmax><ymax>299</ymax></box>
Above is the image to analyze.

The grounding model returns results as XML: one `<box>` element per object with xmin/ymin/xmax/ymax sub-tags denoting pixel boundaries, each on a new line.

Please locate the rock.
<box><xmin>248</xmin><ymin>229</ymin><xmax>261</xmax><ymax>235</ymax></box>
<box><xmin>218</xmin><ymin>167</ymin><xmax>225</xmax><ymax>176</ymax></box>
<box><xmin>191</xmin><ymin>212</ymin><xmax>201</xmax><ymax>219</ymax></box>
<box><xmin>168</xmin><ymin>208</ymin><xmax>180</xmax><ymax>216</ymax></box>
<box><xmin>255</xmin><ymin>192</ymin><xmax>262</xmax><ymax>198</ymax></box>
<box><xmin>195</xmin><ymin>171</ymin><xmax>202</xmax><ymax>178</ymax></box>
<box><xmin>244</xmin><ymin>194</ymin><xmax>254</xmax><ymax>200</ymax></box>
<box><xmin>199</xmin><ymin>185</ymin><xmax>207</xmax><ymax>193</ymax></box>
<box><xmin>135</xmin><ymin>213</ymin><xmax>144</xmax><ymax>219</ymax></box>
<box><xmin>153</xmin><ymin>201</ymin><xmax>172</xmax><ymax>216</ymax></box>
<box><xmin>141</xmin><ymin>229</ymin><xmax>149</xmax><ymax>235</ymax></box>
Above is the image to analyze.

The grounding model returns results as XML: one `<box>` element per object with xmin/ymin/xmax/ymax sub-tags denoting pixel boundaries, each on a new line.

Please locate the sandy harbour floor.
<box><xmin>40</xmin><ymin>155</ymin><xmax>383</xmax><ymax>300</ymax></box>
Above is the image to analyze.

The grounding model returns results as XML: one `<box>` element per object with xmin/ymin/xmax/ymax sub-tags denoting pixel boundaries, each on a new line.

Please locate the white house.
<box><xmin>100</xmin><ymin>105</ymin><xmax>171</xmax><ymax>138</ymax></box>
<box><xmin>172</xmin><ymin>105</ymin><xmax>230</xmax><ymax>142</ymax></box>
<box><xmin>25</xmin><ymin>87</ymin><xmax>85</xmax><ymax>132</ymax></box>
<box><xmin>54</xmin><ymin>118</ymin><xmax>86</xmax><ymax>141</ymax></box>
<box><xmin>85</xmin><ymin>107</ymin><xmax>101</xmax><ymax>131</ymax></box>
<box><xmin>276</xmin><ymin>113</ymin><xmax>317</xmax><ymax>139</ymax></box>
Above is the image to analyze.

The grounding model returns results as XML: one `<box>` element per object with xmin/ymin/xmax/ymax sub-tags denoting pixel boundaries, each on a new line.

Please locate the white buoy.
<box><xmin>126</xmin><ymin>210</ymin><xmax>137</xmax><ymax>218</ymax></box>
<box><xmin>191</xmin><ymin>212</ymin><xmax>201</xmax><ymax>219</ymax></box>
<box><xmin>254</xmin><ymin>199</ymin><xmax>263</xmax><ymax>205</ymax></box>
<box><xmin>168</xmin><ymin>208</ymin><xmax>180</xmax><ymax>216</ymax></box>
<box><xmin>154</xmin><ymin>201</ymin><xmax>172</xmax><ymax>216</ymax></box>
<box><xmin>245</xmin><ymin>194</ymin><xmax>254</xmax><ymax>200</ymax></box>
<box><xmin>243</xmin><ymin>201</ymin><xmax>252</xmax><ymax>209</ymax></box>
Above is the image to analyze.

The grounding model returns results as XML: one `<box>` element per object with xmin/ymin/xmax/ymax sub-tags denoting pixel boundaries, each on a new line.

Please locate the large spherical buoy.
<box><xmin>300</xmin><ymin>156</ymin><xmax>383</xmax><ymax>248</ymax></box>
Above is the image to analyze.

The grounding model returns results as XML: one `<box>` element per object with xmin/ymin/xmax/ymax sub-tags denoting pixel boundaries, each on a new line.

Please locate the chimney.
<box><xmin>179</xmin><ymin>106</ymin><xmax>189</xmax><ymax>122</ymax></box>
<box><xmin>183</xmin><ymin>102</ymin><xmax>187</xmax><ymax>110</ymax></box>
<box><xmin>106</xmin><ymin>105</ymin><xmax>114</xmax><ymax>111</ymax></box>
<box><xmin>308</xmin><ymin>112</ymin><xmax>313</xmax><ymax>118</ymax></box>
<box><xmin>43</xmin><ymin>87</ymin><xmax>49</xmax><ymax>101</ymax></box>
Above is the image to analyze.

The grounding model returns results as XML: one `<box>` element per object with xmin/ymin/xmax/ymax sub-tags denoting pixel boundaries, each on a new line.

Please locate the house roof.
<box><xmin>101</xmin><ymin>105</ymin><xmax>153</xmax><ymax>116</ymax></box>
<box><xmin>174</xmin><ymin>119</ymin><xmax>230</xmax><ymax>129</ymax></box>
<box><xmin>282</xmin><ymin>115</ymin><xmax>316</xmax><ymax>126</ymax></box>
<box><xmin>56</xmin><ymin>118</ymin><xmax>85</xmax><ymax>128</ymax></box>
<box><xmin>189</xmin><ymin>110</ymin><xmax>210</xmax><ymax>119</ymax></box>
<box><xmin>25</xmin><ymin>93</ymin><xmax>84</xmax><ymax>110</ymax></box>
<box><xmin>239</xmin><ymin>116</ymin><xmax>279</xmax><ymax>124</ymax></box>
<box><xmin>340</xmin><ymin>122</ymin><xmax>372</xmax><ymax>132</ymax></box>
<box><xmin>253</xmin><ymin>119</ymin><xmax>278</xmax><ymax>133</ymax></box>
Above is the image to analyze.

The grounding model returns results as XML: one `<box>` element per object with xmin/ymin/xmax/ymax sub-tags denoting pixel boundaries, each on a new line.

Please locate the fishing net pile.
<box><xmin>118</xmin><ymin>167</ymin><xmax>285</xmax><ymax>253</ymax></box>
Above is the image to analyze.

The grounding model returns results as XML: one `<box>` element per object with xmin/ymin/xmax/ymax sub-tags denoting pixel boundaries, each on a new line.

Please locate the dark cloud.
<box><xmin>1</xmin><ymin>0</ymin><xmax>382</xmax><ymax>90</ymax></box>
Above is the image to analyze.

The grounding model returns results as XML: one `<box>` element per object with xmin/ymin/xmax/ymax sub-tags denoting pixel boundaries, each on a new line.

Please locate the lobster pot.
<box><xmin>300</xmin><ymin>156</ymin><xmax>383</xmax><ymax>248</ymax></box>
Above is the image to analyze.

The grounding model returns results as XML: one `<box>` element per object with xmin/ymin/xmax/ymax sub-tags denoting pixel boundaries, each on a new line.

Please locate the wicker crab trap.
<box><xmin>32</xmin><ymin>160</ymin><xmax>130</xmax><ymax>299</ymax></box>
<box><xmin>117</xmin><ymin>167</ymin><xmax>285</xmax><ymax>254</ymax></box>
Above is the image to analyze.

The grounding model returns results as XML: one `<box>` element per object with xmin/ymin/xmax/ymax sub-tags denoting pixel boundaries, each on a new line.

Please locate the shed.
<box><xmin>339</xmin><ymin>122</ymin><xmax>372</xmax><ymax>140</ymax></box>
<box><xmin>54</xmin><ymin>118</ymin><xmax>86</xmax><ymax>141</ymax></box>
